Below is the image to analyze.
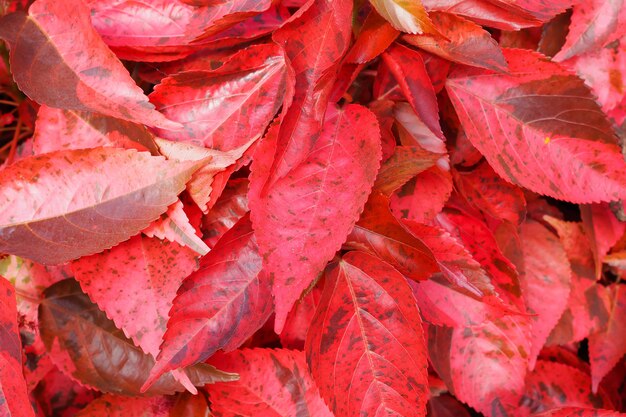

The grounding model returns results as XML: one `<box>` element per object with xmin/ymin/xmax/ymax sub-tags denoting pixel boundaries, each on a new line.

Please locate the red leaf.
<box><xmin>74</xmin><ymin>394</ymin><xmax>175</xmax><ymax>417</ymax></box>
<box><xmin>0</xmin><ymin>0</ymin><xmax>180</xmax><ymax>129</ymax></box>
<box><xmin>144</xmin><ymin>215</ymin><xmax>272</xmax><ymax>388</ymax></box>
<box><xmin>391</xmin><ymin>167</ymin><xmax>453</xmax><ymax>224</ymax></box>
<box><xmin>71</xmin><ymin>235</ymin><xmax>198</xmax><ymax>358</ymax></box>
<box><xmin>262</xmin><ymin>0</ymin><xmax>353</xmax><ymax>184</ymax></box>
<box><xmin>382</xmin><ymin>43</ymin><xmax>443</xmax><ymax>140</ymax></box>
<box><xmin>588</xmin><ymin>284</ymin><xmax>626</xmax><ymax>392</ymax></box>
<box><xmin>554</xmin><ymin>0</ymin><xmax>626</xmax><ymax>62</ymax></box>
<box><xmin>519</xmin><ymin>220</ymin><xmax>572</xmax><ymax>368</ymax></box>
<box><xmin>0</xmin><ymin>148</ymin><xmax>200</xmax><ymax>265</ymax></box>
<box><xmin>202</xmin><ymin>179</ymin><xmax>249</xmax><ymax>248</ymax></box>
<box><xmin>33</xmin><ymin>106</ymin><xmax>158</xmax><ymax>155</ymax></box>
<box><xmin>446</xmin><ymin>49</ymin><xmax>626</xmax><ymax>203</ymax></box>
<box><xmin>369</xmin><ymin>0</ymin><xmax>436</xmax><ymax>34</ymax></box>
<box><xmin>89</xmin><ymin>0</ymin><xmax>272</xmax><ymax>61</ymax></box>
<box><xmin>404</xmin><ymin>12</ymin><xmax>508</xmax><ymax>72</ymax></box>
<box><xmin>207</xmin><ymin>349</ymin><xmax>332</xmax><ymax>417</ymax></box>
<box><xmin>517</xmin><ymin>361</ymin><xmax>613</xmax><ymax>415</ymax></box>
<box><xmin>490</xmin><ymin>0</ymin><xmax>574</xmax><ymax>21</ymax></box>
<box><xmin>346</xmin><ymin>192</ymin><xmax>440</xmax><ymax>282</ymax></box>
<box><xmin>38</xmin><ymin>279</ymin><xmax>238</xmax><ymax>396</ymax></box>
<box><xmin>453</xmin><ymin>161</ymin><xmax>527</xmax><ymax>225</ymax></box>
<box><xmin>580</xmin><ymin>203</ymin><xmax>626</xmax><ymax>279</ymax></box>
<box><xmin>443</xmin><ymin>316</ymin><xmax>531</xmax><ymax>415</ymax></box>
<box><xmin>280</xmin><ymin>286</ymin><xmax>322</xmax><ymax>350</ymax></box>
<box><xmin>150</xmin><ymin>44</ymin><xmax>287</xmax><ymax>150</ymax></box>
<box><xmin>306</xmin><ymin>251</ymin><xmax>429</xmax><ymax>417</ymax></box>
<box><xmin>532</xmin><ymin>408</ymin><xmax>626</xmax><ymax>417</ymax></box>
<box><xmin>250</xmin><ymin>104</ymin><xmax>382</xmax><ymax>333</ymax></box>
<box><xmin>373</xmin><ymin>145</ymin><xmax>441</xmax><ymax>195</ymax></box>
<box><xmin>0</xmin><ymin>276</ymin><xmax>35</xmax><ymax>417</ymax></box>
<box><xmin>422</xmin><ymin>0</ymin><xmax>540</xmax><ymax>30</ymax></box>
<box><xmin>345</xmin><ymin>10</ymin><xmax>399</xmax><ymax>64</ymax></box>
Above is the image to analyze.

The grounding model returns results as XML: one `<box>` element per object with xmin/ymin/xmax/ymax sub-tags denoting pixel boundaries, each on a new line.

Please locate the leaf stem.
<box><xmin>5</xmin><ymin>113</ymin><xmax>22</xmax><ymax>165</ymax></box>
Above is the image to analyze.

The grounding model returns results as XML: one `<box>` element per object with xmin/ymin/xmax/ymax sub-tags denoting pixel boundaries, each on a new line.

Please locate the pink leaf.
<box><xmin>0</xmin><ymin>0</ymin><xmax>180</xmax><ymax>129</ymax></box>
<box><xmin>71</xmin><ymin>235</ymin><xmax>199</xmax><ymax>358</ymax></box>
<box><xmin>306</xmin><ymin>252</ymin><xmax>429</xmax><ymax>417</ymax></box>
<box><xmin>0</xmin><ymin>148</ymin><xmax>201</xmax><ymax>265</ymax></box>
<box><xmin>250</xmin><ymin>104</ymin><xmax>382</xmax><ymax>333</ymax></box>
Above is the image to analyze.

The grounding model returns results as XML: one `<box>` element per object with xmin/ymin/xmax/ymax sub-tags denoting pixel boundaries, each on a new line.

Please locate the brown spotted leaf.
<box><xmin>0</xmin><ymin>148</ymin><xmax>201</xmax><ymax>265</ymax></box>
<box><xmin>38</xmin><ymin>279</ymin><xmax>238</xmax><ymax>396</ymax></box>
<box><xmin>207</xmin><ymin>349</ymin><xmax>333</xmax><ymax>417</ymax></box>
<box><xmin>250</xmin><ymin>104</ymin><xmax>382</xmax><ymax>333</ymax></box>
<box><xmin>0</xmin><ymin>0</ymin><xmax>180</xmax><ymax>129</ymax></box>
<box><xmin>143</xmin><ymin>215</ymin><xmax>272</xmax><ymax>390</ymax></box>
<box><xmin>306</xmin><ymin>251</ymin><xmax>429</xmax><ymax>417</ymax></box>
<box><xmin>446</xmin><ymin>48</ymin><xmax>626</xmax><ymax>203</ymax></box>
<box><xmin>71</xmin><ymin>235</ymin><xmax>199</xmax><ymax>359</ymax></box>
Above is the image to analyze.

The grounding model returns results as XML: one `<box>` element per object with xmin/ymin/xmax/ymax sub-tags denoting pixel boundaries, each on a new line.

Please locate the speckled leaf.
<box><xmin>446</xmin><ymin>49</ymin><xmax>626</xmax><ymax>203</ymax></box>
<box><xmin>142</xmin><ymin>200</ymin><xmax>209</xmax><ymax>256</ymax></box>
<box><xmin>89</xmin><ymin>0</ymin><xmax>272</xmax><ymax>61</ymax></box>
<box><xmin>404</xmin><ymin>12</ymin><xmax>507</xmax><ymax>72</ymax></box>
<box><xmin>0</xmin><ymin>276</ymin><xmax>35</xmax><ymax>417</ymax></box>
<box><xmin>74</xmin><ymin>394</ymin><xmax>175</xmax><ymax>417</ymax></box>
<box><xmin>0</xmin><ymin>0</ymin><xmax>180</xmax><ymax>129</ymax></box>
<box><xmin>202</xmin><ymin>179</ymin><xmax>249</xmax><ymax>248</ymax></box>
<box><xmin>250</xmin><ymin>104</ymin><xmax>382</xmax><ymax>333</ymax></box>
<box><xmin>580</xmin><ymin>203</ymin><xmax>625</xmax><ymax>279</ymax></box>
<box><xmin>346</xmin><ymin>192</ymin><xmax>440</xmax><ymax>282</ymax></box>
<box><xmin>519</xmin><ymin>220</ymin><xmax>572</xmax><ymax>368</ymax></box>
<box><xmin>554</xmin><ymin>0</ymin><xmax>626</xmax><ymax>61</ymax></box>
<box><xmin>71</xmin><ymin>235</ymin><xmax>198</xmax><ymax>359</ymax></box>
<box><xmin>509</xmin><ymin>361</ymin><xmax>612</xmax><ymax>416</ymax></box>
<box><xmin>33</xmin><ymin>106</ymin><xmax>158</xmax><ymax>155</ymax></box>
<box><xmin>143</xmin><ymin>215</ymin><xmax>272</xmax><ymax>389</ymax></box>
<box><xmin>261</xmin><ymin>0</ymin><xmax>353</xmax><ymax>184</ymax></box>
<box><xmin>38</xmin><ymin>279</ymin><xmax>238</xmax><ymax>396</ymax></box>
<box><xmin>532</xmin><ymin>408</ymin><xmax>626</xmax><ymax>417</ymax></box>
<box><xmin>374</xmin><ymin>146</ymin><xmax>440</xmax><ymax>195</ymax></box>
<box><xmin>207</xmin><ymin>349</ymin><xmax>332</xmax><ymax>417</ymax></box>
<box><xmin>306</xmin><ymin>251</ymin><xmax>429</xmax><ymax>417</ymax></box>
<box><xmin>150</xmin><ymin>44</ymin><xmax>286</xmax><ymax>150</ymax></box>
<box><xmin>382</xmin><ymin>43</ymin><xmax>443</xmax><ymax>140</ymax></box>
<box><xmin>369</xmin><ymin>0</ymin><xmax>436</xmax><ymax>34</ymax></box>
<box><xmin>0</xmin><ymin>148</ymin><xmax>201</xmax><ymax>265</ymax></box>
<box><xmin>390</xmin><ymin>167</ymin><xmax>453</xmax><ymax>224</ymax></box>
<box><xmin>453</xmin><ymin>161</ymin><xmax>527</xmax><ymax>225</ymax></box>
<box><xmin>588</xmin><ymin>284</ymin><xmax>626</xmax><ymax>392</ymax></box>
<box><xmin>446</xmin><ymin>316</ymin><xmax>531</xmax><ymax>415</ymax></box>
<box><xmin>421</xmin><ymin>0</ymin><xmax>540</xmax><ymax>30</ymax></box>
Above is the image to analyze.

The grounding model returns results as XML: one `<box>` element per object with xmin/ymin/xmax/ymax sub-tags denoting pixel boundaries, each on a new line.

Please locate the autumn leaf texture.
<box><xmin>2</xmin><ymin>0</ymin><xmax>626</xmax><ymax>416</ymax></box>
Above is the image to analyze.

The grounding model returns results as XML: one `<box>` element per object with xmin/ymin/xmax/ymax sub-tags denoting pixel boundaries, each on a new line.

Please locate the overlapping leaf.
<box><xmin>0</xmin><ymin>0</ymin><xmax>180</xmax><ymax>129</ymax></box>
<box><xmin>0</xmin><ymin>148</ymin><xmax>201</xmax><ymax>265</ymax></box>
<box><xmin>306</xmin><ymin>252</ymin><xmax>429</xmax><ymax>417</ymax></box>
<box><xmin>144</xmin><ymin>215</ymin><xmax>272</xmax><ymax>387</ymax></box>
<box><xmin>250</xmin><ymin>104</ymin><xmax>382</xmax><ymax>332</ymax></box>
<box><xmin>207</xmin><ymin>349</ymin><xmax>333</xmax><ymax>417</ymax></box>
<box><xmin>446</xmin><ymin>49</ymin><xmax>626</xmax><ymax>203</ymax></box>
<box><xmin>38</xmin><ymin>279</ymin><xmax>238</xmax><ymax>396</ymax></box>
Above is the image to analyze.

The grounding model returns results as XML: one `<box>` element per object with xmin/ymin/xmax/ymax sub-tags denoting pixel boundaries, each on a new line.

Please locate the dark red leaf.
<box><xmin>74</xmin><ymin>394</ymin><xmax>176</xmax><ymax>417</ymax></box>
<box><xmin>144</xmin><ymin>215</ymin><xmax>272</xmax><ymax>388</ymax></box>
<box><xmin>38</xmin><ymin>279</ymin><xmax>238</xmax><ymax>396</ymax></box>
<box><xmin>0</xmin><ymin>0</ymin><xmax>180</xmax><ymax>129</ymax></box>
